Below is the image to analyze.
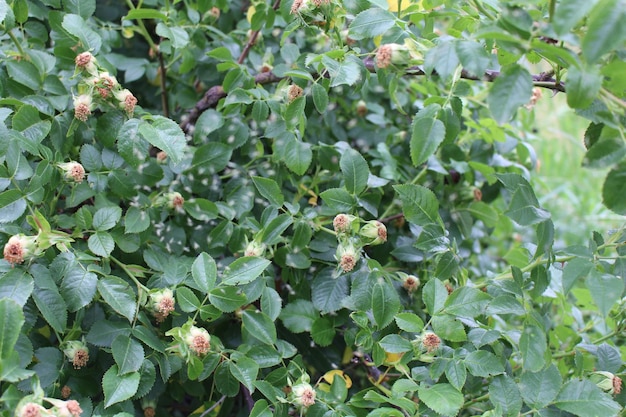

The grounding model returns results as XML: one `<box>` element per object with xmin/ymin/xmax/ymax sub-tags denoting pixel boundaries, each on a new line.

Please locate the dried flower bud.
<box><xmin>292</xmin><ymin>382</ymin><xmax>316</xmax><ymax>408</ymax></box>
<box><xmin>525</xmin><ymin>87</ymin><xmax>543</xmax><ymax>110</ymax></box>
<box><xmin>45</xmin><ymin>398</ymin><xmax>83</xmax><ymax>417</ymax></box>
<box><xmin>287</xmin><ymin>84</ymin><xmax>304</xmax><ymax>103</ymax></box>
<box><xmin>290</xmin><ymin>0</ymin><xmax>312</xmax><ymax>14</ymax></box>
<box><xmin>336</xmin><ymin>241</ymin><xmax>360</xmax><ymax>273</ymax></box>
<box><xmin>114</xmin><ymin>88</ymin><xmax>138</xmax><ymax>116</ymax></box>
<box><xmin>376</xmin><ymin>43</ymin><xmax>411</xmax><ymax>69</ymax></box>
<box><xmin>61</xmin><ymin>386</ymin><xmax>71</xmax><ymax>399</ymax></box>
<box><xmin>333</xmin><ymin>213</ymin><xmax>358</xmax><ymax>235</ymax></box>
<box><xmin>165</xmin><ymin>192</ymin><xmax>185</xmax><ymax>211</ymax></box>
<box><xmin>92</xmin><ymin>71</ymin><xmax>118</xmax><ymax>98</ymax></box>
<box><xmin>156</xmin><ymin>151</ymin><xmax>168</xmax><ymax>163</ymax></box>
<box><xmin>73</xmin><ymin>94</ymin><xmax>93</xmax><ymax>122</ymax></box>
<box><xmin>75</xmin><ymin>51</ymin><xmax>97</xmax><ymax>74</ymax></box>
<box><xmin>185</xmin><ymin>325</ymin><xmax>211</xmax><ymax>356</ymax></box>
<box><xmin>400</xmin><ymin>273</ymin><xmax>420</xmax><ymax>293</ymax></box>
<box><xmin>359</xmin><ymin>220</ymin><xmax>387</xmax><ymax>245</ymax></box>
<box><xmin>421</xmin><ymin>331</ymin><xmax>441</xmax><ymax>352</ymax></box>
<box><xmin>590</xmin><ymin>371</ymin><xmax>622</xmax><ymax>395</ymax></box>
<box><xmin>58</xmin><ymin>162</ymin><xmax>85</xmax><ymax>183</ymax></box>
<box><xmin>209</xmin><ymin>6</ymin><xmax>220</xmax><ymax>19</ymax></box>
<box><xmin>473</xmin><ymin>188</ymin><xmax>482</xmax><ymax>201</ymax></box>
<box><xmin>244</xmin><ymin>240</ymin><xmax>266</xmax><ymax>257</ymax></box>
<box><xmin>149</xmin><ymin>288</ymin><xmax>175</xmax><ymax>323</ymax></box>
<box><xmin>356</xmin><ymin>100</ymin><xmax>367</xmax><ymax>117</ymax></box>
<box><xmin>62</xmin><ymin>340</ymin><xmax>89</xmax><ymax>369</ymax></box>
<box><xmin>3</xmin><ymin>234</ymin><xmax>38</xmax><ymax>266</ymax></box>
<box><xmin>18</xmin><ymin>402</ymin><xmax>45</xmax><ymax>417</ymax></box>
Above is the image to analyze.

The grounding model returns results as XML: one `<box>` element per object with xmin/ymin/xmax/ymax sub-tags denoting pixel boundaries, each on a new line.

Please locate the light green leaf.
<box><xmin>581</xmin><ymin>0</ymin><xmax>626</xmax><ymax>63</ymax></box>
<box><xmin>124</xmin><ymin>8</ymin><xmax>168</xmax><ymax>21</ymax></box>
<box><xmin>138</xmin><ymin>116</ymin><xmax>186</xmax><ymax>164</ymax></box>
<box><xmin>176</xmin><ymin>287</ymin><xmax>201</xmax><ymax>313</ymax></box>
<box><xmin>432</xmin><ymin>314</ymin><xmax>466</xmax><ymax>342</ymax></box>
<box><xmin>424</xmin><ymin>40</ymin><xmax>459</xmax><ymax>81</ymax></box>
<box><xmin>242</xmin><ymin>310</ymin><xmax>277</xmax><ymax>345</ymax></box>
<box><xmin>250</xmin><ymin>399</ymin><xmax>272</xmax><ymax>417</ymax></box>
<box><xmin>259</xmin><ymin>213</ymin><xmax>293</xmax><ymax>245</ymax></box>
<box><xmin>0</xmin><ymin>268</ymin><xmax>33</xmax><ymax>307</ymax></box>
<box><xmin>93</xmin><ymin>206</ymin><xmax>122</xmax><ymax>231</ymax></box>
<box><xmin>5</xmin><ymin>60</ymin><xmax>41</xmax><ymax>90</ymax></box>
<box><xmin>0</xmin><ymin>298</ymin><xmax>24</xmax><ymax>360</ymax></box>
<box><xmin>410</xmin><ymin>115</ymin><xmax>446</xmax><ymax>167</ymax></box>
<box><xmin>554</xmin><ymin>380</ymin><xmax>621</xmax><ymax>417</ymax></box>
<box><xmin>394</xmin><ymin>184</ymin><xmax>443</xmax><ymax>227</ymax></box>
<box><xmin>191</xmin><ymin>142</ymin><xmax>232</xmax><ymax>174</ymax></box>
<box><xmin>422</xmin><ymin>278</ymin><xmax>448</xmax><ymax>315</ymax></box>
<box><xmin>464</xmin><ymin>350</ymin><xmax>504</xmax><ymax>377</ymax></box>
<box><xmin>111</xmin><ymin>336</ymin><xmax>145</xmax><ymax>375</ymax></box>
<box><xmin>124</xmin><ymin>206</ymin><xmax>150</xmax><ymax>234</ymax></box>
<box><xmin>222</xmin><ymin>256</ymin><xmax>270</xmax><ymax>286</ymax></box>
<box><xmin>489</xmin><ymin>375</ymin><xmax>522</xmax><ymax>416</ymax></box>
<box><xmin>62</xmin><ymin>0</ymin><xmax>95</xmax><ymax>18</ymax></box>
<box><xmin>519</xmin><ymin>324</ymin><xmax>546</xmax><ymax>372</ymax></box>
<box><xmin>583</xmin><ymin>128</ymin><xmax>626</xmax><ymax>169</ymax></box>
<box><xmin>231</xmin><ymin>356</ymin><xmax>260</xmax><ymax>393</ymax></box>
<box><xmin>62</xmin><ymin>14</ymin><xmax>102</xmax><ymax>53</ymax></box>
<box><xmin>88</xmin><ymin>231</ymin><xmax>115</xmax><ymax>257</ymax></box>
<box><xmin>567</xmin><ymin>66</ymin><xmax>603</xmax><ymax>109</ymax></box>
<box><xmin>340</xmin><ymin>148</ymin><xmax>369</xmax><ymax>195</ymax></box>
<box><xmin>283</xmin><ymin>137</ymin><xmax>312</xmax><ymax>175</ymax></box>
<box><xmin>587</xmin><ymin>269</ymin><xmax>623</xmax><ymax>316</ymax></box>
<box><xmin>312</xmin><ymin>83</ymin><xmax>329</xmax><ymax>113</ymax></box>
<box><xmin>132</xmin><ymin>326</ymin><xmax>166</xmax><ymax>353</ymax></box>
<box><xmin>418</xmin><ymin>383</ymin><xmax>464</xmax><ymax>416</ymax></box>
<box><xmin>487</xmin><ymin>64</ymin><xmax>533</xmax><ymax>124</ymax></box>
<box><xmin>445</xmin><ymin>360</ymin><xmax>467</xmax><ymax>391</ymax></box>
<box><xmin>320</xmin><ymin>188</ymin><xmax>356</xmax><ymax>212</ymax></box>
<box><xmin>519</xmin><ymin>365</ymin><xmax>562</xmax><ymax>409</ymax></box>
<box><xmin>394</xmin><ymin>312</ymin><xmax>424</xmax><ymax>332</ymax></box>
<box><xmin>261</xmin><ymin>287</ymin><xmax>282</xmax><ymax>321</ymax></box>
<box><xmin>251</xmin><ymin>176</ymin><xmax>284</xmax><ymax>207</ymax></box>
<box><xmin>456</xmin><ymin>40</ymin><xmax>490</xmax><ymax>76</ymax></box>
<box><xmin>209</xmin><ymin>287</ymin><xmax>247</xmax><ymax>312</ymax></box>
<box><xmin>467</xmin><ymin>201</ymin><xmax>499</xmax><ymax>227</ymax></box>
<box><xmin>280</xmin><ymin>299</ymin><xmax>318</xmax><ymax>333</ymax></box>
<box><xmin>97</xmin><ymin>276</ymin><xmax>136</xmax><ymax>322</ymax></box>
<box><xmin>553</xmin><ymin>0</ymin><xmax>598</xmax><ymax>36</ymax></box>
<box><xmin>498</xmin><ymin>173</ymin><xmax>551</xmax><ymax>226</ymax></box>
<box><xmin>379</xmin><ymin>334</ymin><xmax>412</xmax><ymax>353</ymax></box>
<box><xmin>311</xmin><ymin>316</ymin><xmax>335</xmax><ymax>346</ymax></box>
<box><xmin>0</xmin><ymin>189</ymin><xmax>27</xmax><ymax>223</ymax></box>
<box><xmin>348</xmin><ymin>8</ymin><xmax>396</xmax><ymax>40</ymax></box>
<box><xmin>102</xmin><ymin>365</ymin><xmax>140</xmax><ymax>407</ymax></box>
<box><xmin>192</xmin><ymin>252</ymin><xmax>217</xmax><ymax>293</ymax></box>
<box><xmin>602</xmin><ymin>162</ymin><xmax>626</xmax><ymax>215</ymax></box>
<box><xmin>155</xmin><ymin>22</ymin><xmax>189</xmax><ymax>49</ymax></box>
<box><xmin>117</xmin><ymin>118</ymin><xmax>148</xmax><ymax>168</ymax></box>
<box><xmin>485</xmin><ymin>295</ymin><xmax>526</xmax><ymax>316</ymax></box>
<box><xmin>444</xmin><ymin>286</ymin><xmax>492</xmax><ymax>318</ymax></box>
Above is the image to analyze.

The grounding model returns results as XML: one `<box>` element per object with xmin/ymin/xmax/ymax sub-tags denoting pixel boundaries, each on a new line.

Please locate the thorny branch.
<box><xmin>180</xmin><ymin>57</ymin><xmax>567</xmax><ymax>135</ymax></box>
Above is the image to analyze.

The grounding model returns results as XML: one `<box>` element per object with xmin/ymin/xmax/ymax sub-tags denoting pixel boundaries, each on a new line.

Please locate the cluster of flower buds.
<box><xmin>148</xmin><ymin>288</ymin><xmax>176</xmax><ymax>323</ymax></box>
<box><xmin>16</xmin><ymin>399</ymin><xmax>83</xmax><ymax>417</ymax></box>
<box><xmin>73</xmin><ymin>51</ymin><xmax>138</xmax><ymax>121</ymax></box>
<box><xmin>166</xmin><ymin>319</ymin><xmax>212</xmax><ymax>361</ymax></box>
<box><xmin>590</xmin><ymin>371</ymin><xmax>622</xmax><ymax>395</ymax></box>
<box><xmin>332</xmin><ymin>214</ymin><xmax>387</xmax><ymax>274</ymax></box>
<box><xmin>61</xmin><ymin>339</ymin><xmax>90</xmax><ymax>369</ymax></box>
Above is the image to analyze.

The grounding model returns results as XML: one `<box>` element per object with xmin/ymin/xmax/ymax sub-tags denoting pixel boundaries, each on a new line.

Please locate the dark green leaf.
<box><xmin>0</xmin><ymin>268</ymin><xmax>33</xmax><ymax>307</ymax></box>
<box><xmin>252</xmin><ymin>176</ymin><xmax>284</xmax><ymax>207</ymax></box>
<box><xmin>97</xmin><ymin>275</ymin><xmax>136</xmax><ymax>322</ymax></box>
<box><xmin>379</xmin><ymin>334</ymin><xmax>412</xmax><ymax>353</ymax></box>
<box><xmin>422</xmin><ymin>278</ymin><xmax>448</xmax><ymax>315</ymax></box>
<box><xmin>394</xmin><ymin>312</ymin><xmax>424</xmax><ymax>332</ymax></box>
<box><xmin>192</xmin><ymin>252</ymin><xmax>217</xmax><ymax>293</ymax></box>
<box><xmin>209</xmin><ymin>287</ymin><xmax>247</xmax><ymax>312</ymax></box>
<box><xmin>424</xmin><ymin>40</ymin><xmax>459</xmax><ymax>81</ymax></box>
<box><xmin>312</xmin><ymin>83</ymin><xmax>329</xmax><ymax>113</ymax></box>
<box><xmin>31</xmin><ymin>265</ymin><xmax>67</xmax><ymax>334</ymax></box>
<box><xmin>410</xmin><ymin>115</ymin><xmax>446</xmax><ymax>167</ymax></box>
<box><xmin>280</xmin><ymin>299</ymin><xmax>318</xmax><ymax>333</ymax></box>
<box><xmin>587</xmin><ymin>269</ymin><xmax>623</xmax><ymax>316</ymax></box>
<box><xmin>320</xmin><ymin>188</ymin><xmax>356</xmax><ymax>212</ymax></box>
<box><xmin>519</xmin><ymin>324</ymin><xmax>546</xmax><ymax>372</ymax></box>
<box><xmin>124</xmin><ymin>206</ymin><xmax>150</xmax><ymax>234</ymax></box>
<box><xmin>519</xmin><ymin>365</ymin><xmax>562</xmax><ymax>409</ymax></box>
<box><xmin>371</xmin><ymin>280</ymin><xmax>401</xmax><ymax>329</ymax></box>
<box><xmin>117</xmin><ymin>119</ymin><xmax>148</xmax><ymax>168</ymax></box>
<box><xmin>487</xmin><ymin>64</ymin><xmax>533</xmax><ymax>124</ymax></box>
<box><xmin>138</xmin><ymin>116</ymin><xmax>187</xmax><ymax>164</ymax></box>
<box><xmin>61</xmin><ymin>265</ymin><xmax>97</xmax><ymax>312</ymax></box>
<box><xmin>93</xmin><ymin>206</ymin><xmax>122</xmax><ymax>231</ymax></box>
<box><xmin>554</xmin><ymin>379</ymin><xmax>621</xmax><ymax>417</ymax></box>
<box><xmin>88</xmin><ymin>231</ymin><xmax>115</xmax><ymax>257</ymax></box>
<box><xmin>0</xmin><ymin>189</ymin><xmax>27</xmax><ymax>223</ymax></box>
<box><xmin>311</xmin><ymin>272</ymin><xmax>349</xmax><ymax>314</ymax></box>
<box><xmin>311</xmin><ymin>316</ymin><xmax>335</xmax><ymax>347</ymax></box>
<box><xmin>340</xmin><ymin>148</ymin><xmax>369</xmax><ymax>195</ymax></box>
<box><xmin>432</xmin><ymin>314</ymin><xmax>466</xmax><ymax>342</ymax></box>
<box><xmin>102</xmin><ymin>365</ymin><xmax>140</xmax><ymax>407</ymax></box>
<box><xmin>0</xmin><ymin>298</ymin><xmax>24</xmax><ymax>360</ymax></box>
<box><xmin>111</xmin><ymin>336</ymin><xmax>145</xmax><ymax>375</ymax></box>
<box><xmin>456</xmin><ymin>41</ymin><xmax>490</xmax><ymax>76</ymax></box>
<box><xmin>418</xmin><ymin>383</ymin><xmax>464</xmax><ymax>416</ymax></box>
<box><xmin>489</xmin><ymin>375</ymin><xmax>522</xmax><ymax>416</ymax></box>
<box><xmin>581</xmin><ymin>0</ymin><xmax>626</xmax><ymax>63</ymax></box>
<box><xmin>62</xmin><ymin>14</ymin><xmax>102</xmax><ymax>53</ymax></box>
<box><xmin>445</xmin><ymin>360</ymin><xmax>467</xmax><ymax>391</ymax></box>
<box><xmin>567</xmin><ymin>66</ymin><xmax>603</xmax><ymax>109</ymax></box>
<box><xmin>602</xmin><ymin>162</ymin><xmax>626</xmax><ymax>215</ymax></box>
<box><xmin>242</xmin><ymin>310</ymin><xmax>277</xmax><ymax>345</ymax></box>
<box><xmin>222</xmin><ymin>256</ymin><xmax>270</xmax><ymax>286</ymax></box>
<box><xmin>464</xmin><ymin>350</ymin><xmax>504</xmax><ymax>377</ymax></box>
<box><xmin>176</xmin><ymin>287</ymin><xmax>201</xmax><ymax>313</ymax></box>
<box><xmin>553</xmin><ymin>0</ymin><xmax>598</xmax><ymax>36</ymax></box>
<box><xmin>444</xmin><ymin>286</ymin><xmax>492</xmax><ymax>318</ymax></box>
<box><xmin>155</xmin><ymin>22</ymin><xmax>190</xmax><ymax>49</ymax></box>
<box><xmin>261</xmin><ymin>287</ymin><xmax>282</xmax><ymax>321</ymax></box>
<box><xmin>231</xmin><ymin>356</ymin><xmax>260</xmax><ymax>392</ymax></box>
<box><xmin>394</xmin><ymin>184</ymin><xmax>443</xmax><ymax>227</ymax></box>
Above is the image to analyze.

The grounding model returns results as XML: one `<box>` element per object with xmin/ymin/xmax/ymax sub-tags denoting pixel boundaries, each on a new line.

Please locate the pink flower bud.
<box><xmin>149</xmin><ymin>288</ymin><xmax>175</xmax><ymax>323</ymax></box>
<box><xmin>244</xmin><ymin>240</ymin><xmax>266</xmax><ymax>257</ymax></box>
<box><xmin>359</xmin><ymin>220</ymin><xmax>387</xmax><ymax>245</ymax></box>
<box><xmin>73</xmin><ymin>94</ymin><xmax>93</xmax><ymax>122</ymax></box>
<box><xmin>336</xmin><ymin>241</ymin><xmax>360</xmax><ymax>273</ymax></box>
<box><xmin>292</xmin><ymin>382</ymin><xmax>316</xmax><ymax>408</ymax></box>
<box><xmin>3</xmin><ymin>234</ymin><xmax>37</xmax><ymax>266</ymax></box>
<box><xmin>62</xmin><ymin>340</ymin><xmax>89</xmax><ymax>369</ymax></box>
<box><xmin>18</xmin><ymin>402</ymin><xmax>45</xmax><ymax>417</ymax></box>
<box><xmin>114</xmin><ymin>88</ymin><xmax>138</xmax><ymax>116</ymax></box>
<box><xmin>376</xmin><ymin>43</ymin><xmax>411</xmax><ymax>69</ymax></box>
<box><xmin>58</xmin><ymin>162</ymin><xmax>85</xmax><ymax>183</ymax></box>
<box><xmin>333</xmin><ymin>214</ymin><xmax>358</xmax><ymax>234</ymax></box>
<box><xmin>185</xmin><ymin>326</ymin><xmax>211</xmax><ymax>356</ymax></box>
<box><xmin>75</xmin><ymin>51</ymin><xmax>97</xmax><ymax>74</ymax></box>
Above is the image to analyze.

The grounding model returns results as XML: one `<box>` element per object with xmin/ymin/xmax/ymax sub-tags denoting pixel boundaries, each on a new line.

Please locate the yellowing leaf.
<box><xmin>246</xmin><ymin>5</ymin><xmax>256</xmax><ymax>23</ymax></box>
<box><xmin>322</xmin><ymin>370</ymin><xmax>353</xmax><ymax>388</ymax></box>
<box><xmin>384</xmin><ymin>352</ymin><xmax>405</xmax><ymax>365</ymax></box>
<box><xmin>387</xmin><ymin>0</ymin><xmax>421</xmax><ymax>12</ymax></box>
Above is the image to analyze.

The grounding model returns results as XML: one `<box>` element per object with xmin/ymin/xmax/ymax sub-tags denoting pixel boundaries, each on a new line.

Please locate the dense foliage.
<box><xmin>1</xmin><ymin>0</ymin><xmax>626</xmax><ymax>416</ymax></box>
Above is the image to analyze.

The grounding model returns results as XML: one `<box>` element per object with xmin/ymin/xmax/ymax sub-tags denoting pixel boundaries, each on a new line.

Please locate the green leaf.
<box><xmin>519</xmin><ymin>365</ymin><xmax>562</xmax><ymax>409</ymax></box>
<box><xmin>0</xmin><ymin>298</ymin><xmax>24</xmax><ymax>360</ymax></box>
<box><xmin>231</xmin><ymin>356</ymin><xmax>260</xmax><ymax>392</ymax></box>
<box><xmin>311</xmin><ymin>316</ymin><xmax>335</xmax><ymax>346</ymax></box>
<box><xmin>62</xmin><ymin>14</ymin><xmax>102</xmax><ymax>53</ymax></box>
<box><xmin>587</xmin><ymin>269</ymin><xmax>623</xmax><ymax>317</ymax></box>
<box><xmin>371</xmin><ymin>280</ymin><xmax>401</xmax><ymax>329</ymax></box>
<box><xmin>464</xmin><ymin>350</ymin><xmax>504</xmax><ymax>377</ymax></box>
<box><xmin>31</xmin><ymin>265</ymin><xmax>67</xmax><ymax>334</ymax></box>
<box><xmin>553</xmin><ymin>0</ymin><xmax>598</xmax><ymax>36</ymax></box>
<box><xmin>394</xmin><ymin>184</ymin><xmax>443</xmax><ymax>227</ymax></box>
<box><xmin>261</xmin><ymin>287</ymin><xmax>282</xmax><ymax>321</ymax></box>
<box><xmin>63</xmin><ymin>0</ymin><xmax>95</xmax><ymax>19</ymax></box>
<box><xmin>348</xmin><ymin>8</ymin><xmax>396</xmax><ymax>40</ymax></box>
<box><xmin>418</xmin><ymin>383</ymin><xmax>464</xmax><ymax>416</ymax></box>
<box><xmin>252</xmin><ymin>176</ymin><xmax>284</xmax><ymax>207</ymax></box>
<box><xmin>320</xmin><ymin>188</ymin><xmax>356</xmax><ymax>212</ymax></box>
<box><xmin>283</xmin><ymin>137</ymin><xmax>312</xmax><ymax>175</ymax></box>
<box><xmin>394</xmin><ymin>312</ymin><xmax>424</xmax><ymax>332</ymax></box>
<box><xmin>0</xmin><ymin>189</ymin><xmax>27</xmax><ymax>223</ymax></box>
<box><xmin>5</xmin><ymin>60</ymin><xmax>41</xmax><ymax>91</ymax></box>
<box><xmin>138</xmin><ymin>116</ymin><xmax>186</xmax><ymax>164</ymax></box>
<box><xmin>93</xmin><ymin>206</ymin><xmax>122</xmax><ymax>231</ymax></box>
<box><xmin>467</xmin><ymin>201</ymin><xmax>499</xmax><ymax>227</ymax></box>
<box><xmin>422</xmin><ymin>278</ymin><xmax>448</xmax><ymax>315</ymax></box>
<box><xmin>124</xmin><ymin>206</ymin><xmax>150</xmax><ymax>234</ymax></box>
<box><xmin>455</xmin><ymin>41</ymin><xmax>490</xmax><ymax>77</ymax></box>
<box><xmin>191</xmin><ymin>142</ymin><xmax>232</xmax><ymax>174</ymax></box>
<box><xmin>132</xmin><ymin>326</ymin><xmax>166</xmax><ymax>353</ymax></box>
<box><xmin>444</xmin><ymin>286</ymin><xmax>491</xmax><ymax>318</ymax></box>
<box><xmin>485</xmin><ymin>295</ymin><xmax>526</xmax><ymax>316</ymax></box>
<box><xmin>250</xmin><ymin>399</ymin><xmax>272</xmax><ymax>417</ymax></box>
<box><xmin>124</xmin><ymin>8</ymin><xmax>168</xmax><ymax>21</ymax></box>
<box><xmin>602</xmin><ymin>162</ymin><xmax>626</xmax><ymax>215</ymax></box>
<box><xmin>97</xmin><ymin>275</ymin><xmax>137</xmax><ymax>322</ymax></box>
<box><xmin>498</xmin><ymin>173</ymin><xmax>551</xmax><ymax>226</ymax></box>
<box><xmin>176</xmin><ymin>287</ymin><xmax>201</xmax><ymax>313</ymax></box>
<box><xmin>519</xmin><ymin>324</ymin><xmax>546</xmax><ymax>372</ymax></box>
<box><xmin>563</xmin><ymin>258</ymin><xmax>593</xmax><ymax>294</ymax></box>
<box><xmin>117</xmin><ymin>118</ymin><xmax>148</xmax><ymax>168</ymax></box>
<box><xmin>88</xmin><ymin>231</ymin><xmax>115</xmax><ymax>257</ymax></box>
<box><xmin>567</xmin><ymin>66</ymin><xmax>603</xmax><ymax>109</ymax></box>
<box><xmin>424</xmin><ymin>40</ymin><xmax>459</xmax><ymax>81</ymax></box>
<box><xmin>554</xmin><ymin>379</ymin><xmax>621</xmax><ymax>417</ymax></box>
<box><xmin>61</xmin><ymin>265</ymin><xmax>97</xmax><ymax>312</ymax></box>
<box><xmin>102</xmin><ymin>364</ymin><xmax>140</xmax><ymax>407</ymax></box>
<box><xmin>86</xmin><ymin>320</ymin><xmax>131</xmax><ymax>347</ymax></box>
<box><xmin>432</xmin><ymin>314</ymin><xmax>466</xmax><ymax>342</ymax></box>
<box><xmin>340</xmin><ymin>148</ymin><xmax>369</xmax><ymax>196</ymax></box>
<box><xmin>280</xmin><ymin>299</ymin><xmax>318</xmax><ymax>333</ymax></box>
<box><xmin>410</xmin><ymin>115</ymin><xmax>446</xmax><ymax>167</ymax></box>
<box><xmin>312</xmin><ymin>83</ymin><xmax>329</xmax><ymax>113</ymax></box>
<box><xmin>379</xmin><ymin>334</ymin><xmax>412</xmax><ymax>353</ymax></box>
<box><xmin>242</xmin><ymin>310</ymin><xmax>277</xmax><ymax>345</ymax></box>
<box><xmin>222</xmin><ymin>256</ymin><xmax>270</xmax><ymax>286</ymax></box>
<box><xmin>259</xmin><ymin>213</ymin><xmax>293</xmax><ymax>245</ymax></box>
<box><xmin>111</xmin><ymin>336</ymin><xmax>145</xmax><ymax>375</ymax></box>
<box><xmin>192</xmin><ymin>252</ymin><xmax>217</xmax><ymax>293</ymax></box>
<box><xmin>583</xmin><ymin>128</ymin><xmax>626</xmax><ymax>169</ymax></box>
<box><xmin>311</xmin><ymin>272</ymin><xmax>349</xmax><ymax>314</ymax></box>
<box><xmin>487</xmin><ymin>64</ymin><xmax>533</xmax><ymax>124</ymax></box>
<box><xmin>209</xmin><ymin>287</ymin><xmax>247</xmax><ymax>312</ymax></box>
<box><xmin>445</xmin><ymin>360</ymin><xmax>467</xmax><ymax>391</ymax></box>
<box><xmin>0</xmin><ymin>268</ymin><xmax>33</xmax><ymax>306</ymax></box>
<box><xmin>489</xmin><ymin>375</ymin><xmax>522</xmax><ymax>416</ymax></box>
<box><xmin>581</xmin><ymin>0</ymin><xmax>626</xmax><ymax>63</ymax></box>
<box><xmin>155</xmin><ymin>22</ymin><xmax>189</xmax><ymax>49</ymax></box>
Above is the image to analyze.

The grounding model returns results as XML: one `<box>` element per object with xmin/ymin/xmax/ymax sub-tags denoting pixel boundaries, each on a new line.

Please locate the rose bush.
<box><xmin>1</xmin><ymin>0</ymin><xmax>625</xmax><ymax>416</ymax></box>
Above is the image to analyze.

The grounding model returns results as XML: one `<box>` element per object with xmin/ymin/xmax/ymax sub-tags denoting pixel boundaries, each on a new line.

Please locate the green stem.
<box><xmin>548</xmin><ymin>0</ymin><xmax>556</xmax><ymax>21</ymax></box>
<box><xmin>110</xmin><ymin>255</ymin><xmax>149</xmax><ymax>293</ymax></box>
<box><xmin>464</xmin><ymin>392</ymin><xmax>489</xmax><ymax>407</ymax></box>
<box><xmin>592</xmin><ymin>330</ymin><xmax>618</xmax><ymax>345</ymax></box>
<box><xmin>8</xmin><ymin>29</ymin><xmax>26</xmax><ymax>57</ymax></box>
<box><xmin>124</xmin><ymin>0</ymin><xmax>158</xmax><ymax>52</ymax></box>
<box><xmin>470</xmin><ymin>0</ymin><xmax>496</xmax><ymax>20</ymax></box>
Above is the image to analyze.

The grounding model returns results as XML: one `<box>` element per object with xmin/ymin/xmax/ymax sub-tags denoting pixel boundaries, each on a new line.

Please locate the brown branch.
<box><xmin>180</xmin><ymin>57</ymin><xmax>566</xmax><ymax>134</ymax></box>
<box><xmin>237</xmin><ymin>0</ymin><xmax>282</xmax><ymax>65</ymax></box>
<box><xmin>158</xmin><ymin>51</ymin><xmax>170</xmax><ymax>118</ymax></box>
